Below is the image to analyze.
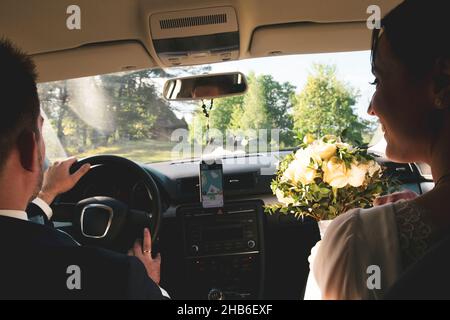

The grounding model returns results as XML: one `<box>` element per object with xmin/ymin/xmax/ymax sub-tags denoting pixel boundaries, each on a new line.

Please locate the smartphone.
<box><xmin>199</xmin><ymin>159</ymin><xmax>224</xmax><ymax>208</ymax></box>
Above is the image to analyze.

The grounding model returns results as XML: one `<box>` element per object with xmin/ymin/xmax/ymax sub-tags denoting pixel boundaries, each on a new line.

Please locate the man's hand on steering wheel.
<box><xmin>50</xmin><ymin>155</ymin><xmax>163</xmax><ymax>247</ymax></box>
<box><xmin>38</xmin><ymin>157</ymin><xmax>91</xmax><ymax>205</ymax></box>
<box><xmin>128</xmin><ymin>228</ymin><xmax>161</xmax><ymax>285</ymax></box>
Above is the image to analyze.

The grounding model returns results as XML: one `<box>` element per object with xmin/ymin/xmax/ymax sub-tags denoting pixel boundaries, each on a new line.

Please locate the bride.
<box><xmin>304</xmin><ymin>0</ymin><xmax>450</xmax><ymax>300</ymax></box>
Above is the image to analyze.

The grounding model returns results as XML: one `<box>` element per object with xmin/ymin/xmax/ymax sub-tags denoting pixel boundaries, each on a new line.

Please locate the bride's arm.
<box><xmin>303</xmin><ymin>241</ymin><xmax>323</xmax><ymax>300</ymax></box>
<box><xmin>309</xmin><ymin>209</ymin><xmax>366</xmax><ymax>300</ymax></box>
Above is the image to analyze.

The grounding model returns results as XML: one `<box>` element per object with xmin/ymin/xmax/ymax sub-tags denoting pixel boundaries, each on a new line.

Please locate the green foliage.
<box><xmin>265</xmin><ymin>135</ymin><xmax>394</xmax><ymax>221</ymax></box>
<box><xmin>40</xmin><ymin>62</ymin><xmax>376</xmax><ymax>164</ymax></box>
<box><xmin>293</xmin><ymin>64</ymin><xmax>375</xmax><ymax>145</ymax></box>
<box><xmin>39</xmin><ymin>69</ymin><xmax>188</xmax><ymax>155</ymax></box>
<box><xmin>231</xmin><ymin>73</ymin><xmax>297</xmax><ymax>146</ymax></box>
<box><xmin>232</xmin><ymin>72</ymin><xmax>270</xmax><ymax>130</ymax></box>
<box><xmin>188</xmin><ymin>94</ymin><xmax>245</xmax><ymax>145</ymax></box>
<box><xmin>189</xmin><ymin>72</ymin><xmax>297</xmax><ymax>148</ymax></box>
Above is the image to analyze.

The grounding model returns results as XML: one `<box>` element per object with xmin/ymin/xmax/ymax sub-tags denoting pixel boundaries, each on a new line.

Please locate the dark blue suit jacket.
<box><xmin>0</xmin><ymin>212</ymin><xmax>163</xmax><ymax>300</ymax></box>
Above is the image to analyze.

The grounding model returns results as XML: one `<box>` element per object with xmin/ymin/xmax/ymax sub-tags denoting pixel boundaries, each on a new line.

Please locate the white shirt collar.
<box><xmin>0</xmin><ymin>210</ymin><xmax>28</xmax><ymax>221</ymax></box>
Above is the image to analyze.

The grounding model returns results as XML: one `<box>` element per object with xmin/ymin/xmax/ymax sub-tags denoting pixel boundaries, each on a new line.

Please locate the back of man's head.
<box><xmin>0</xmin><ymin>38</ymin><xmax>40</xmax><ymax>176</ymax></box>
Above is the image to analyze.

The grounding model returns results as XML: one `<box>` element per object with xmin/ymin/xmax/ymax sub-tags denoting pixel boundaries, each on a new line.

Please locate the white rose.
<box><xmin>322</xmin><ymin>157</ymin><xmax>349</xmax><ymax>188</ymax></box>
<box><xmin>298</xmin><ymin>166</ymin><xmax>317</xmax><ymax>185</ymax></box>
<box><xmin>367</xmin><ymin>160</ymin><xmax>381</xmax><ymax>177</ymax></box>
<box><xmin>296</xmin><ymin>146</ymin><xmax>321</xmax><ymax>167</ymax></box>
<box><xmin>282</xmin><ymin>159</ymin><xmax>316</xmax><ymax>185</ymax></box>
<box><xmin>314</xmin><ymin>142</ymin><xmax>337</xmax><ymax>161</ymax></box>
<box><xmin>275</xmin><ymin>189</ymin><xmax>295</xmax><ymax>205</ymax></box>
<box><xmin>295</xmin><ymin>148</ymin><xmax>311</xmax><ymax>166</ymax></box>
<box><xmin>281</xmin><ymin>160</ymin><xmax>299</xmax><ymax>183</ymax></box>
<box><xmin>347</xmin><ymin>161</ymin><xmax>368</xmax><ymax>187</ymax></box>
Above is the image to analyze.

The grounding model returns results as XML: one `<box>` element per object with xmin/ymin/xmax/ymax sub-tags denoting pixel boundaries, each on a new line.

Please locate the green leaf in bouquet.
<box><xmin>331</xmin><ymin>187</ymin><xmax>338</xmax><ymax>203</ymax></box>
<box><xmin>265</xmin><ymin>133</ymin><xmax>396</xmax><ymax>222</ymax></box>
<box><xmin>279</xmin><ymin>206</ymin><xmax>290</xmax><ymax>215</ymax></box>
<box><xmin>309</xmin><ymin>183</ymin><xmax>319</xmax><ymax>193</ymax></box>
<box><xmin>329</xmin><ymin>205</ymin><xmax>337</xmax><ymax>215</ymax></box>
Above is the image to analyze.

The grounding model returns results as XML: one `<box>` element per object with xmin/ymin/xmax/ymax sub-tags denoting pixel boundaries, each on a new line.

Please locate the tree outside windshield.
<box><xmin>39</xmin><ymin>51</ymin><xmax>379</xmax><ymax>164</ymax></box>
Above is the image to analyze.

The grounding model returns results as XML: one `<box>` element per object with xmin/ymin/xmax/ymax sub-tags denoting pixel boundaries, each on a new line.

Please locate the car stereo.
<box><xmin>184</xmin><ymin>209</ymin><xmax>258</xmax><ymax>257</ymax></box>
<box><xmin>177</xmin><ymin>200</ymin><xmax>265</xmax><ymax>299</ymax></box>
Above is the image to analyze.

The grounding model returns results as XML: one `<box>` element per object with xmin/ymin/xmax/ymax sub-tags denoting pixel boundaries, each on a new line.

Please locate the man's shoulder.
<box><xmin>0</xmin><ymin>215</ymin><xmax>77</xmax><ymax>246</ymax></box>
<box><xmin>1</xmin><ymin>244</ymin><xmax>162</xmax><ymax>299</ymax></box>
<box><xmin>0</xmin><ymin>219</ymin><xmax>162</xmax><ymax>299</ymax></box>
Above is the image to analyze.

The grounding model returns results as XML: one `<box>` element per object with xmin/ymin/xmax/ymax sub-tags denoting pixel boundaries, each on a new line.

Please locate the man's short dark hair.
<box><xmin>0</xmin><ymin>38</ymin><xmax>40</xmax><ymax>173</ymax></box>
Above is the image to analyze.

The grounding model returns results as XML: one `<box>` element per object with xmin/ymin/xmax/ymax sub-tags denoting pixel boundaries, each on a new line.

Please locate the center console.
<box><xmin>177</xmin><ymin>200</ymin><xmax>265</xmax><ymax>299</ymax></box>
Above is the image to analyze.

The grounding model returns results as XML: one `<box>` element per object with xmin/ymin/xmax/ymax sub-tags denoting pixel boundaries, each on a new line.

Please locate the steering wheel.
<box><xmin>51</xmin><ymin>155</ymin><xmax>162</xmax><ymax>252</ymax></box>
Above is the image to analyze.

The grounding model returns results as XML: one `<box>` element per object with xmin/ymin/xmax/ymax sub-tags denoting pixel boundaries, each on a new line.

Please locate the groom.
<box><xmin>0</xmin><ymin>38</ymin><xmax>165</xmax><ymax>299</ymax></box>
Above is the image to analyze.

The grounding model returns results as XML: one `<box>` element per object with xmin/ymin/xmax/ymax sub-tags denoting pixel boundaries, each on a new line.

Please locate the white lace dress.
<box><xmin>304</xmin><ymin>200</ymin><xmax>435</xmax><ymax>300</ymax></box>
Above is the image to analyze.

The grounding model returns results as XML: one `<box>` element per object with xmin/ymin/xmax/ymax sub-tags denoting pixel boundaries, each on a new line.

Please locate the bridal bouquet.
<box><xmin>265</xmin><ymin>135</ymin><xmax>391</xmax><ymax>221</ymax></box>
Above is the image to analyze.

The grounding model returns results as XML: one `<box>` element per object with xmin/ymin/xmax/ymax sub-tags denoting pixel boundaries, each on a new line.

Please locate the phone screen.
<box><xmin>199</xmin><ymin>160</ymin><xmax>224</xmax><ymax>208</ymax></box>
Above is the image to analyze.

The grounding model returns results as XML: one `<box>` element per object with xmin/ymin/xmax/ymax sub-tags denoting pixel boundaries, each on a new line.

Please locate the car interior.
<box><xmin>0</xmin><ymin>0</ymin><xmax>435</xmax><ymax>300</ymax></box>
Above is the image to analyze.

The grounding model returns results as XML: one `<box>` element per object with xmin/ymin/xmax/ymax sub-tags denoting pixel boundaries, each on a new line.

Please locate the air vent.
<box><xmin>178</xmin><ymin>177</ymin><xmax>200</xmax><ymax>195</ymax></box>
<box><xmin>150</xmin><ymin>6</ymin><xmax>238</xmax><ymax>40</ymax></box>
<box><xmin>160</xmin><ymin>14</ymin><xmax>227</xmax><ymax>30</ymax></box>
<box><xmin>150</xmin><ymin>6</ymin><xmax>239</xmax><ymax>67</ymax></box>
<box><xmin>225</xmin><ymin>172</ymin><xmax>257</xmax><ymax>191</ymax></box>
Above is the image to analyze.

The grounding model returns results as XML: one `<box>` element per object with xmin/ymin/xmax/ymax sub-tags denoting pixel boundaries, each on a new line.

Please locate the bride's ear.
<box><xmin>432</xmin><ymin>58</ymin><xmax>450</xmax><ymax>110</ymax></box>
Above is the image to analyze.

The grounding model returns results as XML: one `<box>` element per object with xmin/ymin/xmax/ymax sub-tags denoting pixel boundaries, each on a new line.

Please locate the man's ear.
<box><xmin>433</xmin><ymin>58</ymin><xmax>450</xmax><ymax>109</ymax></box>
<box><xmin>16</xmin><ymin>129</ymin><xmax>39</xmax><ymax>172</ymax></box>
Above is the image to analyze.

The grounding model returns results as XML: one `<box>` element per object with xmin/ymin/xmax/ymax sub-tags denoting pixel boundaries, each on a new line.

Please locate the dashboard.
<box><xmin>55</xmin><ymin>151</ymin><xmax>433</xmax><ymax>299</ymax></box>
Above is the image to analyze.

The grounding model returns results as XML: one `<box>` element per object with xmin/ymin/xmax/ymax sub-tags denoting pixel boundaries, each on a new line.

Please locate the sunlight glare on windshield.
<box><xmin>39</xmin><ymin>51</ymin><xmax>380</xmax><ymax>164</ymax></box>
<box><xmin>67</xmin><ymin>77</ymin><xmax>114</xmax><ymax>134</ymax></box>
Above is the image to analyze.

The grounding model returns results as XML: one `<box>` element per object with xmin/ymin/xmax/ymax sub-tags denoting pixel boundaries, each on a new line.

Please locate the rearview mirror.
<box><xmin>163</xmin><ymin>72</ymin><xmax>248</xmax><ymax>101</ymax></box>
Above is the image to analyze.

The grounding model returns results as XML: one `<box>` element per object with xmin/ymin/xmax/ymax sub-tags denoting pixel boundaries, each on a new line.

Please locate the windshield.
<box><xmin>39</xmin><ymin>50</ymin><xmax>380</xmax><ymax>163</ymax></box>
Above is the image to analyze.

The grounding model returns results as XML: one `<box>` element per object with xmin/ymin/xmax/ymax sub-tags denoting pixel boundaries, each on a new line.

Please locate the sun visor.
<box><xmin>32</xmin><ymin>41</ymin><xmax>155</xmax><ymax>83</ymax></box>
<box><xmin>150</xmin><ymin>7</ymin><xmax>239</xmax><ymax>67</ymax></box>
<box><xmin>250</xmin><ymin>22</ymin><xmax>372</xmax><ymax>57</ymax></box>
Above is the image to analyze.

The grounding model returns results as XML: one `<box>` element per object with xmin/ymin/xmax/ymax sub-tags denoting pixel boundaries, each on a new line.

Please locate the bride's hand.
<box><xmin>374</xmin><ymin>190</ymin><xmax>418</xmax><ymax>206</ymax></box>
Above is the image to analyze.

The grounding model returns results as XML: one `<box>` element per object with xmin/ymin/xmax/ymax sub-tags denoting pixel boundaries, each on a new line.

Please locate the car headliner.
<box><xmin>0</xmin><ymin>0</ymin><xmax>402</xmax><ymax>82</ymax></box>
